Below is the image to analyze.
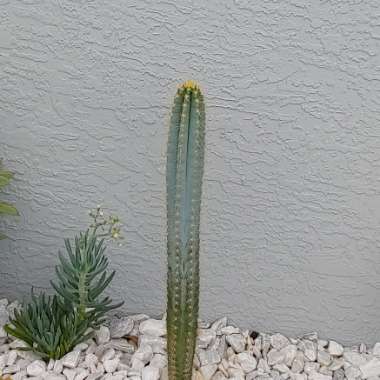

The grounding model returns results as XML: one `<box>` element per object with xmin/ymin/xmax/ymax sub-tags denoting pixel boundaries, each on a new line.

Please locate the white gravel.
<box><xmin>0</xmin><ymin>298</ymin><xmax>378</xmax><ymax>380</ymax></box>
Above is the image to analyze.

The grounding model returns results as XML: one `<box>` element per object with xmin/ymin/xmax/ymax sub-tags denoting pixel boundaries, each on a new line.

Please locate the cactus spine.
<box><xmin>166</xmin><ymin>81</ymin><xmax>205</xmax><ymax>380</ymax></box>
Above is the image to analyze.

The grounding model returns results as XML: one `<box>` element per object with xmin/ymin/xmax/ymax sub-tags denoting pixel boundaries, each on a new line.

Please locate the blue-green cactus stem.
<box><xmin>166</xmin><ymin>81</ymin><xmax>205</xmax><ymax>380</ymax></box>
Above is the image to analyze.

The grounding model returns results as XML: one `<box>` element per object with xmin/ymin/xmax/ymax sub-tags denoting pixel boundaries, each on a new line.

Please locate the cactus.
<box><xmin>166</xmin><ymin>81</ymin><xmax>205</xmax><ymax>380</ymax></box>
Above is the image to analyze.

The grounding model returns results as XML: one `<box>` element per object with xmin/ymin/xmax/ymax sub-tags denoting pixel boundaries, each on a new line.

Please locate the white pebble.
<box><xmin>345</xmin><ymin>366</ymin><xmax>361</xmax><ymax>380</ymax></box>
<box><xmin>47</xmin><ymin>359</ymin><xmax>55</xmax><ymax>371</ymax></box>
<box><xmin>304</xmin><ymin>362</ymin><xmax>320</xmax><ymax>374</ymax></box>
<box><xmin>197</xmin><ymin>328</ymin><xmax>216</xmax><ymax>349</ymax></box>
<box><xmin>85</xmin><ymin>353</ymin><xmax>98</xmax><ymax>372</ymax></box>
<box><xmin>12</xmin><ymin>371</ymin><xmax>27</xmax><ymax>380</ymax></box>
<box><xmin>200</xmin><ymin>364</ymin><xmax>218</xmax><ymax>380</ymax></box>
<box><xmin>236</xmin><ymin>352</ymin><xmax>257</xmax><ymax>373</ymax></box>
<box><xmin>101</xmin><ymin>348</ymin><xmax>116</xmax><ymax>361</ymax></box>
<box><xmin>75</xmin><ymin>369</ymin><xmax>90</xmax><ymax>380</ymax></box>
<box><xmin>211</xmin><ymin>318</ymin><xmax>228</xmax><ymax>335</ymax></box>
<box><xmin>328</xmin><ymin>341</ymin><xmax>344</xmax><ymax>356</ymax></box>
<box><xmin>273</xmin><ymin>363</ymin><xmax>290</xmax><ymax>373</ymax></box>
<box><xmin>220</xmin><ymin>326</ymin><xmax>240</xmax><ymax>335</ymax></box>
<box><xmin>86</xmin><ymin>373</ymin><xmax>103</xmax><ymax>380</ymax></box>
<box><xmin>226</xmin><ymin>334</ymin><xmax>245</xmax><ymax>353</ymax></box>
<box><xmin>0</xmin><ymin>353</ymin><xmax>7</xmax><ymax>370</ymax></box>
<box><xmin>360</xmin><ymin>358</ymin><xmax>380</xmax><ymax>379</ymax></box>
<box><xmin>227</xmin><ymin>367</ymin><xmax>245</xmax><ymax>380</ymax></box>
<box><xmin>291</xmin><ymin>351</ymin><xmax>304</xmax><ymax>373</ymax></box>
<box><xmin>267</xmin><ymin>349</ymin><xmax>285</xmax><ymax>366</ymax></box>
<box><xmin>9</xmin><ymin>339</ymin><xmax>28</xmax><ymax>349</ymax></box>
<box><xmin>73</xmin><ymin>343</ymin><xmax>88</xmax><ymax>352</ymax></box>
<box><xmin>308</xmin><ymin>371</ymin><xmax>332</xmax><ymax>380</ymax></box>
<box><xmin>281</xmin><ymin>344</ymin><xmax>297</xmax><ymax>366</ymax></box>
<box><xmin>133</xmin><ymin>344</ymin><xmax>153</xmax><ymax>364</ymax></box>
<box><xmin>343</xmin><ymin>351</ymin><xmax>366</xmax><ymax>367</ymax></box>
<box><xmin>257</xmin><ymin>358</ymin><xmax>270</xmax><ymax>373</ymax></box>
<box><xmin>63</xmin><ymin>368</ymin><xmax>78</xmax><ymax>380</ymax></box>
<box><xmin>16</xmin><ymin>358</ymin><xmax>30</xmax><ymax>370</ymax></box>
<box><xmin>300</xmin><ymin>340</ymin><xmax>317</xmax><ymax>361</ymax></box>
<box><xmin>293</xmin><ymin>374</ymin><xmax>307</xmax><ymax>380</ymax></box>
<box><xmin>7</xmin><ymin>350</ymin><xmax>17</xmax><ymax>366</ymax></box>
<box><xmin>150</xmin><ymin>354</ymin><xmax>167</xmax><ymax>368</ymax></box>
<box><xmin>53</xmin><ymin>359</ymin><xmax>63</xmax><ymax>373</ymax></box>
<box><xmin>95</xmin><ymin>326</ymin><xmax>110</xmax><ymax>345</ymax></box>
<box><xmin>317</xmin><ymin>350</ymin><xmax>332</xmax><ymax>366</ymax></box>
<box><xmin>198</xmin><ymin>349</ymin><xmax>221</xmax><ymax>366</ymax></box>
<box><xmin>139</xmin><ymin>335</ymin><xmax>166</xmax><ymax>354</ymax></box>
<box><xmin>212</xmin><ymin>371</ymin><xmax>228</xmax><ymax>380</ymax></box>
<box><xmin>142</xmin><ymin>365</ymin><xmax>160</xmax><ymax>380</ymax></box>
<box><xmin>62</xmin><ymin>350</ymin><xmax>81</xmax><ymax>369</ymax></box>
<box><xmin>139</xmin><ymin>319</ymin><xmax>166</xmax><ymax>337</ymax></box>
<box><xmin>26</xmin><ymin>360</ymin><xmax>46</xmax><ymax>377</ymax></box>
<box><xmin>270</xmin><ymin>334</ymin><xmax>289</xmax><ymax>350</ymax></box>
<box><xmin>109</xmin><ymin>317</ymin><xmax>134</xmax><ymax>338</ymax></box>
<box><xmin>373</xmin><ymin>343</ymin><xmax>380</xmax><ymax>356</ymax></box>
<box><xmin>45</xmin><ymin>375</ymin><xmax>66</xmax><ymax>380</ymax></box>
<box><xmin>130</xmin><ymin>357</ymin><xmax>145</xmax><ymax>371</ymax></box>
<box><xmin>103</xmin><ymin>357</ymin><xmax>120</xmax><ymax>373</ymax></box>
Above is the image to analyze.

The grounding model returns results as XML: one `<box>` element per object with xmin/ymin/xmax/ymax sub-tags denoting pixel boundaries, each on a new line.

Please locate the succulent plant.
<box><xmin>5</xmin><ymin>208</ymin><xmax>123</xmax><ymax>360</ymax></box>
<box><xmin>51</xmin><ymin>230</ymin><xmax>124</xmax><ymax>323</ymax></box>
<box><xmin>5</xmin><ymin>292</ymin><xmax>93</xmax><ymax>360</ymax></box>
<box><xmin>0</xmin><ymin>161</ymin><xmax>18</xmax><ymax>240</ymax></box>
<box><xmin>166</xmin><ymin>81</ymin><xmax>205</xmax><ymax>380</ymax></box>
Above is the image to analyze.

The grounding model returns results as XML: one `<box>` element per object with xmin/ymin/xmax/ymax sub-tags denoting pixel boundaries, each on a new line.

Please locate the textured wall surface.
<box><xmin>1</xmin><ymin>0</ymin><xmax>380</xmax><ymax>345</ymax></box>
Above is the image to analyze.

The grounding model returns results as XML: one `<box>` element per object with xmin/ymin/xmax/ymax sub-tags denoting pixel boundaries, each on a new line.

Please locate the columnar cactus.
<box><xmin>166</xmin><ymin>81</ymin><xmax>205</xmax><ymax>380</ymax></box>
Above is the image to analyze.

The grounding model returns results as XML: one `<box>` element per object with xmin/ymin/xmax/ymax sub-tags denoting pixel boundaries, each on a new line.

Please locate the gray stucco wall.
<box><xmin>1</xmin><ymin>0</ymin><xmax>380</xmax><ymax>345</ymax></box>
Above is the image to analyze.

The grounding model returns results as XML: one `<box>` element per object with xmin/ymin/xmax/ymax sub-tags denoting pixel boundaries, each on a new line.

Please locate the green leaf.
<box><xmin>0</xmin><ymin>201</ymin><xmax>19</xmax><ymax>216</ymax></box>
<box><xmin>0</xmin><ymin>170</ymin><xmax>13</xmax><ymax>189</ymax></box>
<box><xmin>0</xmin><ymin>232</ymin><xmax>7</xmax><ymax>240</ymax></box>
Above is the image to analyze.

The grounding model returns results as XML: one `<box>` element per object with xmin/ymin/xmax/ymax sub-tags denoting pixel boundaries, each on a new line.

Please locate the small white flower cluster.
<box><xmin>89</xmin><ymin>205</ymin><xmax>123</xmax><ymax>245</ymax></box>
